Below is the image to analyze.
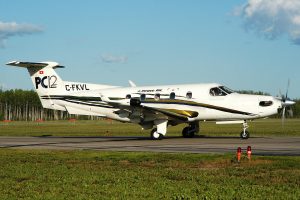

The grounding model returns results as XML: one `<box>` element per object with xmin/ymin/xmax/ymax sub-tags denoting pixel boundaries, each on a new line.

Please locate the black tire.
<box><xmin>240</xmin><ymin>130</ymin><xmax>250</xmax><ymax>139</ymax></box>
<box><xmin>182</xmin><ymin>127</ymin><xmax>195</xmax><ymax>138</ymax></box>
<box><xmin>182</xmin><ymin>127</ymin><xmax>189</xmax><ymax>138</ymax></box>
<box><xmin>151</xmin><ymin>128</ymin><xmax>163</xmax><ymax>140</ymax></box>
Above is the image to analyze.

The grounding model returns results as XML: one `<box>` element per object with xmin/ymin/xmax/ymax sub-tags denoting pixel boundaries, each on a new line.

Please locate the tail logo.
<box><xmin>35</xmin><ymin>75</ymin><xmax>57</xmax><ymax>89</ymax></box>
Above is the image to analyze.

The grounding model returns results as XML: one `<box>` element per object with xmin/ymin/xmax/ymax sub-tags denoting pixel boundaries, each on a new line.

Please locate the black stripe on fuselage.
<box><xmin>142</xmin><ymin>100</ymin><xmax>256</xmax><ymax>116</ymax></box>
<box><xmin>63</xmin><ymin>99</ymin><xmax>113</xmax><ymax>108</ymax></box>
<box><xmin>41</xmin><ymin>95</ymin><xmax>101</xmax><ymax>101</ymax></box>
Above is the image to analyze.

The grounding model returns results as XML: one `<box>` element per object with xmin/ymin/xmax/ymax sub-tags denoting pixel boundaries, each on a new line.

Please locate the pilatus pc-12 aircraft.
<box><xmin>6</xmin><ymin>61</ymin><xmax>295</xmax><ymax>140</ymax></box>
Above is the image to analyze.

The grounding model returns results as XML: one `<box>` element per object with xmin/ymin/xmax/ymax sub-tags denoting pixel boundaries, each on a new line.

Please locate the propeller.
<box><xmin>287</xmin><ymin>107</ymin><xmax>294</xmax><ymax>118</ymax></box>
<box><xmin>279</xmin><ymin>80</ymin><xmax>295</xmax><ymax>130</ymax></box>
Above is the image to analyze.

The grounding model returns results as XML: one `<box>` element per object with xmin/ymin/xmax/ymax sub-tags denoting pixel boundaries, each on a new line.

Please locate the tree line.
<box><xmin>0</xmin><ymin>89</ymin><xmax>95</xmax><ymax>121</ymax></box>
<box><xmin>0</xmin><ymin>89</ymin><xmax>299</xmax><ymax>121</ymax></box>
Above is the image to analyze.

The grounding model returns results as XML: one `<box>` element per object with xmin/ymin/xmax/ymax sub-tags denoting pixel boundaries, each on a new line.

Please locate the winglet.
<box><xmin>128</xmin><ymin>80</ymin><xmax>136</xmax><ymax>87</ymax></box>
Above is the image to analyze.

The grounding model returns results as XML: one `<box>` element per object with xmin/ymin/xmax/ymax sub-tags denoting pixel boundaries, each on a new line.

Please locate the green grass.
<box><xmin>1</xmin><ymin>120</ymin><xmax>299</xmax><ymax>199</ymax></box>
<box><xmin>0</xmin><ymin>118</ymin><xmax>299</xmax><ymax>137</ymax></box>
<box><xmin>0</xmin><ymin>149</ymin><xmax>299</xmax><ymax>199</ymax></box>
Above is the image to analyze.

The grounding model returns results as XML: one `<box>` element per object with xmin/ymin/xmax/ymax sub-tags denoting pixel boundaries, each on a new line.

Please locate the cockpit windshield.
<box><xmin>219</xmin><ymin>86</ymin><xmax>235</xmax><ymax>94</ymax></box>
<box><xmin>210</xmin><ymin>86</ymin><xmax>235</xmax><ymax>96</ymax></box>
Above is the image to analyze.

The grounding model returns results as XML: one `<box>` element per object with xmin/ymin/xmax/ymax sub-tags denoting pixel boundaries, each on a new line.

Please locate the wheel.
<box><xmin>182</xmin><ymin>127</ymin><xmax>189</xmax><ymax>138</ymax></box>
<box><xmin>240</xmin><ymin>130</ymin><xmax>250</xmax><ymax>139</ymax></box>
<box><xmin>182</xmin><ymin>127</ymin><xmax>195</xmax><ymax>138</ymax></box>
<box><xmin>151</xmin><ymin>128</ymin><xmax>163</xmax><ymax>140</ymax></box>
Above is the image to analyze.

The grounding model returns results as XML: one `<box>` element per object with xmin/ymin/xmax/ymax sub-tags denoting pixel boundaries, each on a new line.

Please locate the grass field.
<box><xmin>0</xmin><ymin>150</ymin><xmax>299</xmax><ymax>199</ymax></box>
<box><xmin>0</xmin><ymin>118</ymin><xmax>299</xmax><ymax>137</ymax></box>
<box><xmin>1</xmin><ymin>119</ymin><xmax>299</xmax><ymax>199</ymax></box>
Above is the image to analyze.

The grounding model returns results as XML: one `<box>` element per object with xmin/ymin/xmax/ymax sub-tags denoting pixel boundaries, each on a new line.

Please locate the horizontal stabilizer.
<box><xmin>6</xmin><ymin>61</ymin><xmax>65</xmax><ymax>69</ymax></box>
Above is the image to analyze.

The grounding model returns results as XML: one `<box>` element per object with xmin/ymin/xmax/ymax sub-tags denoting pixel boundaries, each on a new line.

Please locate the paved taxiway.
<box><xmin>0</xmin><ymin>136</ymin><xmax>300</xmax><ymax>155</ymax></box>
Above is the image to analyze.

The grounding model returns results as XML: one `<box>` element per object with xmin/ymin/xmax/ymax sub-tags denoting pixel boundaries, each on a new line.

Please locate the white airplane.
<box><xmin>6</xmin><ymin>61</ymin><xmax>295</xmax><ymax>140</ymax></box>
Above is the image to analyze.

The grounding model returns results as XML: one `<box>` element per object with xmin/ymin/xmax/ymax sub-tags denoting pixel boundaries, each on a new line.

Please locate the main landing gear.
<box><xmin>240</xmin><ymin>120</ymin><xmax>250</xmax><ymax>139</ymax></box>
<box><xmin>182</xmin><ymin>122</ymin><xmax>199</xmax><ymax>138</ymax></box>
<box><xmin>150</xmin><ymin>120</ymin><xmax>249</xmax><ymax>140</ymax></box>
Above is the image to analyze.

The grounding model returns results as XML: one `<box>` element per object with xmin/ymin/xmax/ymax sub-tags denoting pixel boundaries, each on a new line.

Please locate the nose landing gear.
<box><xmin>150</xmin><ymin>119</ymin><xmax>168</xmax><ymax>140</ymax></box>
<box><xmin>240</xmin><ymin>120</ymin><xmax>250</xmax><ymax>139</ymax></box>
<box><xmin>151</xmin><ymin>128</ymin><xmax>163</xmax><ymax>140</ymax></box>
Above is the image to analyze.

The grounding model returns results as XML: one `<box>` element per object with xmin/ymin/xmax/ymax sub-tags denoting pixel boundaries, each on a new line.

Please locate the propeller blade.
<box><xmin>287</xmin><ymin>108</ymin><xmax>294</xmax><ymax>118</ymax></box>
<box><xmin>281</xmin><ymin>106</ymin><xmax>286</xmax><ymax>130</ymax></box>
<box><xmin>285</xmin><ymin>79</ymin><xmax>290</xmax><ymax>100</ymax></box>
<box><xmin>279</xmin><ymin>89</ymin><xmax>283</xmax><ymax>100</ymax></box>
<box><xmin>280</xmin><ymin>79</ymin><xmax>293</xmax><ymax>133</ymax></box>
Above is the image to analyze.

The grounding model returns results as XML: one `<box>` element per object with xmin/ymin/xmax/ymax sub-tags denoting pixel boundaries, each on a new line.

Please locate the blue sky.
<box><xmin>1</xmin><ymin>0</ymin><xmax>299</xmax><ymax>98</ymax></box>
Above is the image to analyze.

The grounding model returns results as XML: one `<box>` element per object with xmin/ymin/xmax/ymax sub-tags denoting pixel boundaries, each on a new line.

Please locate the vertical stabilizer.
<box><xmin>6</xmin><ymin>61</ymin><xmax>66</xmax><ymax>110</ymax></box>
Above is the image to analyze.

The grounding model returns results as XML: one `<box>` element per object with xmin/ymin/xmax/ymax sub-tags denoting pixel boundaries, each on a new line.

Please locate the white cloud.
<box><xmin>234</xmin><ymin>0</ymin><xmax>300</xmax><ymax>44</ymax></box>
<box><xmin>0</xmin><ymin>21</ymin><xmax>43</xmax><ymax>48</ymax></box>
<box><xmin>101</xmin><ymin>53</ymin><xmax>128</xmax><ymax>64</ymax></box>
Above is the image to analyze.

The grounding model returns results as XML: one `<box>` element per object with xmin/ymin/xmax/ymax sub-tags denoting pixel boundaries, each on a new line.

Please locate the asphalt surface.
<box><xmin>1</xmin><ymin>136</ymin><xmax>300</xmax><ymax>156</ymax></box>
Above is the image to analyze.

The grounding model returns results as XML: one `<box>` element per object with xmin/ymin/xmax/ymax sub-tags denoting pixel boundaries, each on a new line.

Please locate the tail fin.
<box><xmin>6</xmin><ymin>61</ymin><xmax>67</xmax><ymax>111</ymax></box>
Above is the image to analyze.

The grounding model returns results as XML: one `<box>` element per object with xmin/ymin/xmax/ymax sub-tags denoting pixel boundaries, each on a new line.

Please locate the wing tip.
<box><xmin>6</xmin><ymin>61</ymin><xmax>18</xmax><ymax>66</ymax></box>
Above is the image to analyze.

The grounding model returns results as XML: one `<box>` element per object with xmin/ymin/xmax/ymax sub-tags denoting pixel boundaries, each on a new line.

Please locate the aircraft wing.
<box><xmin>142</xmin><ymin>106</ymin><xmax>189</xmax><ymax>121</ymax></box>
<box><xmin>101</xmin><ymin>95</ymin><xmax>197</xmax><ymax>122</ymax></box>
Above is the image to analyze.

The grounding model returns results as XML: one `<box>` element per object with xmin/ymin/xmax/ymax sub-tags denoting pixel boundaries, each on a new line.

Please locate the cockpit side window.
<box><xmin>210</xmin><ymin>86</ymin><xmax>235</xmax><ymax>96</ymax></box>
<box><xmin>210</xmin><ymin>87</ymin><xmax>227</xmax><ymax>96</ymax></box>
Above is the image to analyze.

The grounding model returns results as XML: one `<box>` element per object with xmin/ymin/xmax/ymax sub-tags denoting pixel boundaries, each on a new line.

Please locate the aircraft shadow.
<box><xmin>0</xmin><ymin>136</ymin><xmax>148</xmax><ymax>149</ymax></box>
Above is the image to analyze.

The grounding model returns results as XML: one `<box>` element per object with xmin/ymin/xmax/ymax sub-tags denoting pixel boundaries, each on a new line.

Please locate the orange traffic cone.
<box><xmin>237</xmin><ymin>147</ymin><xmax>242</xmax><ymax>163</ymax></box>
<box><xmin>247</xmin><ymin>146</ymin><xmax>252</xmax><ymax>160</ymax></box>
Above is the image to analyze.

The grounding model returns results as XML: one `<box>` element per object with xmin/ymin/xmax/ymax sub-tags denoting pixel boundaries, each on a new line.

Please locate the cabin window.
<box><xmin>154</xmin><ymin>93</ymin><xmax>160</xmax><ymax>101</ymax></box>
<box><xmin>140</xmin><ymin>94</ymin><xmax>146</xmax><ymax>101</ymax></box>
<box><xmin>126</xmin><ymin>94</ymin><xmax>131</xmax><ymax>99</ymax></box>
<box><xmin>259</xmin><ymin>101</ymin><xmax>273</xmax><ymax>107</ymax></box>
<box><xmin>186</xmin><ymin>91</ymin><xmax>192</xmax><ymax>99</ymax></box>
<box><xmin>170</xmin><ymin>92</ymin><xmax>175</xmax><ymax>99</ymax></box>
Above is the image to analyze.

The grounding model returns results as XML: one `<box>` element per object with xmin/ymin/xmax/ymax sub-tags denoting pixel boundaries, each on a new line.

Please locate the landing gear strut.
<box><xmin>182</xmin><ymin>122</ymin><xmax>199</xmax><ymax>138</ymax></box>
<box><xmin>240</xmin><ymin>120</ymin><xmax>250</xmax><ymax>139</ymax></box>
